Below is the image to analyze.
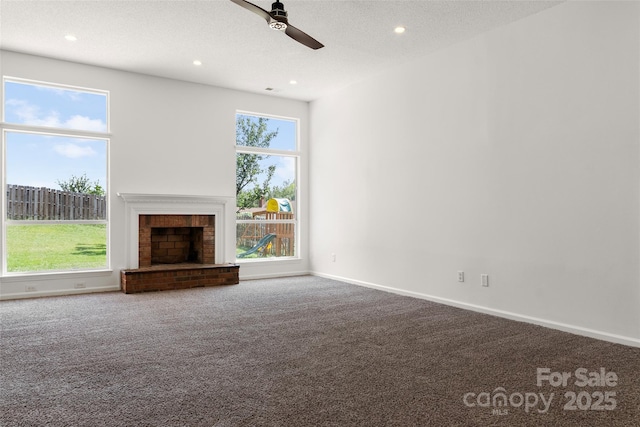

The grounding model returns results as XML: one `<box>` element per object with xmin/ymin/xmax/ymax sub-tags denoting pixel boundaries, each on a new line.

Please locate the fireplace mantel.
<box><xmin>118</xmin><ymin>193</ymin><xmax>234</xmax><ymax>269</ymax></box>
<box><xmin>118</xmin><ymin>193</ymin><xmax>232</xmax><ymax>205</ymax></box>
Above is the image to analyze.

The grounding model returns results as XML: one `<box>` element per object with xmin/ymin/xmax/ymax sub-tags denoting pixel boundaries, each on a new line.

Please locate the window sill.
<box><xmin>1</xmin><ymin>269</ymin><xmax>114</xmax><ymax>283</ymax></box>
<box><xmin>235</xmin><ymin>257</ymin><xmax>301</xmax><ymax>265</ymax></box>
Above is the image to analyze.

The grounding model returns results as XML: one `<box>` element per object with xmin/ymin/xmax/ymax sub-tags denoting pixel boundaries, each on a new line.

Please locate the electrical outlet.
<box><xmin>74</xmin><ymin>282</ymin><xmax>86</xmax><ymax>289</ymax></box>
<box><xmin>481</xmin><ymin>274</ymin><xmax>489</xmax><ymax>287</ymax></box>
<box><xmin>457</xmin><ymin>271</ymin><xmax>464</xmax><ymax>282</ymax></box>
<box><xmin>331</xmin><ymin>253</ymin><xmax>336</xmax><ymax>262</ymax></box>
<box><xmin>25</xmin><ymin>286</ymin><xmax>37</xmax><ymax>292</ymax></box>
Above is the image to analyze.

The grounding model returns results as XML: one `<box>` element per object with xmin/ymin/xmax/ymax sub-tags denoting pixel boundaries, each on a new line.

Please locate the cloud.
<box><xmin>274</xmin><ymin>156</ymin><xmax>296</xmax><ymax>185</ymax></box>
<box><xmin>5</xmin><ymin>98</ymin><xmax>107</xmax><ymax>132</ymax></box>
<box><xmin>5</xmin><ymin>99</ymin><xmax>40</xmax><ymax>122</ymax></box>
<box><xmin>54</xmin><ymin>143</ymin><xmax>97</xmax><ymax>159</ymax></box>
<box><xmin>65</xmin><ymin>115</ymin><xmax>107</xmax><ymax>132</ymax></box>
<box><xmin>35</xmin><ymin>85</ymin><xmax>83</xmax><ymax>101</ymax></box>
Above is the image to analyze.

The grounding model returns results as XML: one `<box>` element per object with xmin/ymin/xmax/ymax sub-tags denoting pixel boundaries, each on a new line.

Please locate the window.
<box><xmin>2</xmin><ymin>78</ymin><xmax>109</xmax><ymax>274</ymax></box>
<box><xmin>235</xmin><ymin>113</ymin><xmax>298</xmax><ymax>260</ymax></box>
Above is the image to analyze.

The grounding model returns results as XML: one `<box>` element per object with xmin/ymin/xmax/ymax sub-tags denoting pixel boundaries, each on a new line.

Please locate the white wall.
<box><xmin>309</xmin><ymin>1</ymin><xmax>640</xmax><ymax>345</ymax></box>
<box><xmin>0</xmin><ymin>51</ymin><xmax>310</xmax><ymax>298</ymax></box>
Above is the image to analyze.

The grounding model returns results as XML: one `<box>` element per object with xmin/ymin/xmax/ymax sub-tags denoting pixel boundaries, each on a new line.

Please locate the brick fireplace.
<box><xmin>118</xmin><ymin>193</ymin><xmax>238</xmax><ymax>293</ymax></box>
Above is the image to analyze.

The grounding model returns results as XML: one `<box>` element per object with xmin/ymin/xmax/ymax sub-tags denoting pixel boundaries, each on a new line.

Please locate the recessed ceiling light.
<box><xmin>193</xmin><ymin>60</ymin><xmax>202</xmax><ymax>66</ymax></box>
<box><xmin>289</xmin><ymin>80</ymin><xmax>297</xmax><ymax>85</ymax></box>
<box><xmin>65</xmin><ymin>34</ymin><xmax>77</xmax><ymax>41</ymax></box>
<box><xmin>394</xmin><ymin>26</ymin><xmax>406</xmax><ymax>34</ymax></box>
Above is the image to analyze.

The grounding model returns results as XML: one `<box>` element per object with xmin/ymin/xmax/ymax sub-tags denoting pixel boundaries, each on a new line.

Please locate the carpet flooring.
<box><xmin>1</xmin><ymin>276</ymin><xmax>639</xmax><ymax>426</ymax></box>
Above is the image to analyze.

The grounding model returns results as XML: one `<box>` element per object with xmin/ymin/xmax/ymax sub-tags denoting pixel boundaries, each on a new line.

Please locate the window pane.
<box><xmin>5</xmin><ymin>132</ymin><xmax>107</xmax><ymax>220</ymax></box>
<box><xmin>236</xmin><ymin>221</ymin><xmax>295</xmax><ymax>258</ymax></box>
<box><xmin>6</xmin><ymin>224</ymin><xmax>107</xmax><ymax>272</ymax></box>
<box><xmin>236</xmin><ymin>114</ymin><xmax>296</xmax><ymax>151</ymax></box>
<box><xmin>2</xmin><ymin>79</ymin><xmax>110</xmax><ymax>275</ymax></box>
<box><xmin>4</xmin><ymin>80</ymin><xmax>107</xmax><ymax>132</ymax></box>
<box><xmin>236</xmin><ymin>153</ymin><xmax>296</xmax><ymax>209</ymax></box>
<box><xmin>236</xmin><ymin>153</ymin><xmax>296</xmax><ymax>259</ymax></box>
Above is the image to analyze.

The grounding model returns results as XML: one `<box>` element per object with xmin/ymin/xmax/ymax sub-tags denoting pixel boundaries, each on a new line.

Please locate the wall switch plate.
<box><xmin>457</xmin><ymin>271</ymin><xmax>464</xmax><ymax>282</ymax></box>
<box><xmin>481</xmin><ymin>274</ymin><xmax>489</xmax><ymax>287</ymax></box>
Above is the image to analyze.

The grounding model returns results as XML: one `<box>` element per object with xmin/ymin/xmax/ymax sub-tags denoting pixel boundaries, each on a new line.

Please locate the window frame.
<box><xmin>235</xmin><ymin>111</ymin><xmax>300</xmax><ymax>262</ymax></box>
<box><xmin>1</xmin><ymin>76</ymin><xmax>111</xmax><ymax>276</ymax></box>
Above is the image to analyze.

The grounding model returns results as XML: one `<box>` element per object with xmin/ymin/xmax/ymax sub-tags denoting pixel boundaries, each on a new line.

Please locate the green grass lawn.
<box><xmin>6</xmin><ymin>224</ymin><xmax>107</xmax><ymax>272</ymax></box>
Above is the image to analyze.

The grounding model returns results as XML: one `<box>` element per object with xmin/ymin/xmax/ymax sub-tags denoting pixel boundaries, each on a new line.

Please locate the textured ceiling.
<box><xmin>0</xmin><ymin>0</ymin><xmax>563</xmax><ymax>101</ymax></box>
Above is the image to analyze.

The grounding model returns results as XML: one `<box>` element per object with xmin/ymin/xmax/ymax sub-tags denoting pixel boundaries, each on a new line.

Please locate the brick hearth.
<box><xmin>121</xmin><ymin>263</ymin><xmax>239</xmax><ymax>293</ymax></box>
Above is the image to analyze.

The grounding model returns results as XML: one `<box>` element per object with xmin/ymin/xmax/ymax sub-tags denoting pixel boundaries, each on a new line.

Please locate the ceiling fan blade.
<box><xmin>285</xmin><ymin>24</ymin><xmax>324</xmax><ymax>50</ymax></box>
<box><xmin>230</xmin><ymin>0</ymin><xmax>271</xmax><ymax>23</ymax></box>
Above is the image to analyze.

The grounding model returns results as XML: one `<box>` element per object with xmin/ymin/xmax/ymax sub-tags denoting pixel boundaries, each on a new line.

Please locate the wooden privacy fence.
<box><xmin>237</xmin><ymin>211</ymin><xmax>295</xmax><ymax>257</ymax></box>
<box><xmin>6</xmin><ymin>185</ymin><xmax>106</xmax><ymax>220</ymax></box>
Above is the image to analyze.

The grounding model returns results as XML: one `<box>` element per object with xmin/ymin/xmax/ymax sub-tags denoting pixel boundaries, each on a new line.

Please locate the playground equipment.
<box><xmin>266</xmin><ymin>198</ymin><xmax>292</xmax><ymax>213</ymax></box>
<box><xmin>237</xmin><ymin>233</ymin><xmax>277</xmax><ymax>258</ymax></box>
<box><xmin>237</xmin><ymin>198</ymin><xmax>295</xmax><ymax>257</ymax></box>
<box><xmin>265</xmin><ymin>198</ymin><xmax>294</xmax><ymax>256</ymax></box>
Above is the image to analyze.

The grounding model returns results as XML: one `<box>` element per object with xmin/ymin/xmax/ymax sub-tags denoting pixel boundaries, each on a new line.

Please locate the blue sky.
<box><xmin>4</xmin><ymin>81</ymin><xmax>108</xmax><ymax>189</ymax></box>
<box><xmin>5</xmin><ymin>132</ymin><xmax>107</xmax><ymax>189</ymax></box>
<box><xmin>236</xmin><ymin>113</ymin><xmax>297</xmax><ymax>151</ymax></box>
<box><xmin>4</xmin><ymin>81</ymin><xmax>107</xmax><ymax>131</ymax></box>
<box><xmin>260</xmin><ymin>116</ymin><xmax>296</xmax><ymax>152</ymax></box>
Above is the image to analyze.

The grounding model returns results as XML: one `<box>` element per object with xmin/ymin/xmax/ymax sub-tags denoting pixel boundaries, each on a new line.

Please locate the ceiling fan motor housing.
<box><xmin>270</xmin><ymin>1</ymin><xmax>288</xmax><ymax>19</ymax></box>
<box><xmin>269</xmin><ymin>1</ymin><xmax>288</xmax><ymax>30</ymax></box>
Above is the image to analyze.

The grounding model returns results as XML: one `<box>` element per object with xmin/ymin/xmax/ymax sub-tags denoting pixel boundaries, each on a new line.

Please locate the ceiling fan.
<box><xmin>230</xmin><ymin>0</ymin><xmax>324</xmax><ymax>50</ymax></box>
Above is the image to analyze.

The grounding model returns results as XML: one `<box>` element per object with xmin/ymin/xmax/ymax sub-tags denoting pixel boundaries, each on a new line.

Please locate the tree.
<box><xmin>236</xmin><ymin>116</ymin><xmax>279</xmax><ymax>210</ymax></box>
<box><xmin>57</xmin><ymin>173</ymin><xmax>105</xmax><ymax>196</ymax></box>
<box><xmin>268</xmin><ymin>179</ymin><xmax>296</xmax><ymax>201</ymax></box>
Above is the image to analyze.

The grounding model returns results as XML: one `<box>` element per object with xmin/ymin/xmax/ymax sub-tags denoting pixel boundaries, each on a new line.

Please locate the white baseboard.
<box><xmin>0</xmin><ymin>286</ymin><xmax>120</xmax><ymax>301</ymax></box>
<box><xmin>239</xmin><ymin>270</ymin><xmax>310</xmax><ymax>281</ymax></box>
<box><xmin>311</xmin><ymin>272</ymin><xmax>640</xmax><ymax>349</ymax></box>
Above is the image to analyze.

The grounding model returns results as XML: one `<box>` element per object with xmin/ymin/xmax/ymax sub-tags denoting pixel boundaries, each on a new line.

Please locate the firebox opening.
<box><xmin>138</xmin><ymin>214</ymin><xmax>215</xmax><ymax>268</ymax></box>
<box><xmin>151</xmin><ymin>227</ymin><xmax>204</xmax><ymax>265</ymax></box>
